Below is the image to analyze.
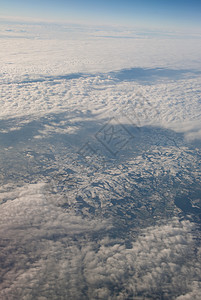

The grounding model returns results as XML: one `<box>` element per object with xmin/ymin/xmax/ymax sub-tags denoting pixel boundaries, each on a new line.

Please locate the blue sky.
<box><xmin>1</xmin><ymin>0</ymin><xmax>201</xmax><ymax>29</ymax></box>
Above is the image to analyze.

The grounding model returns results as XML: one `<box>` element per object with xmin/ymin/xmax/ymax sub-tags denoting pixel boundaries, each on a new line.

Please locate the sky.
<box><xmin>1</xmin><ymin>0</ymin><xmax>201</xmax><ymax>29</ymax></box>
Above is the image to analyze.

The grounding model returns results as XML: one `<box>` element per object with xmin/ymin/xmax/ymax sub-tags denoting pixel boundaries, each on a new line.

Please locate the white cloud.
<box><xmin>1</xmin><ymin>21</ymin><xmax>201</xmax><ymax>299</ymax></box>
<box><xmin>0</xmin><ymin>22</ymin><xmax>201</xmax><ymax>140</ymax></box>
<box><xmin>0</xmin><ymin>183</ymin><xmax>201</xmax><ymax>299</ymax></box>
<box><xmin>0</xmin><ymin>69</ymin><xmax>200</xmax><ymax>142</ymax></box>
<box><xmin>176</xmin><ymin>281</ymin><xmax>201</xmax><ymax>300</ymax></box>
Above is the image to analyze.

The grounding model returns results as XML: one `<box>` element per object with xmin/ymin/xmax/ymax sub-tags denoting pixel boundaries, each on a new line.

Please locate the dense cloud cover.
<box><xmin>1</xmin><ymin>22</ymin><xmax>201</xmax><ymax>141</ymax></box>
<box><xmin>0</xmin><ymin>21</ymin><xmax>201</xmax><ymax>299</ymax></box>
<box><xmin>0</xmin><ymin>183</ymin><xmax>201</xmax><ymax>299</ymax></box>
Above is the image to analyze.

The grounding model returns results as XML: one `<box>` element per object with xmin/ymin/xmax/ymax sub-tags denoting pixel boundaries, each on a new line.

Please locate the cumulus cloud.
<box><xmin>0</xmin><ymin>70</ymin><xmax>200</xmax><ymax>144</ymax></box>
<box><xmin>1</xmin><ymin>22</ymin><xmax>201</xmax><ymax>142</ymax></box>
<box><xmin>0</xmin><ymin>183</ymin><xmax>111</xmax><ymax>299</ymax></box>
<box><xmin>83</xmin><ymin>219</ymin><xmax>201</xmax><ymax>299</ymax></box>
<box><xmin>176</xmin><ymin>281</ymin><xmax>201</xmax><ymax>300</ymax></box>
<box><xmin>1</xmin><ymin>20</ymin><xmax>201</xmax><ymax>300</ymax></box>
<box><xmin>0</xmin><ymin>183</ymin><xmax>201</xmax><ymax>299</ymax></box>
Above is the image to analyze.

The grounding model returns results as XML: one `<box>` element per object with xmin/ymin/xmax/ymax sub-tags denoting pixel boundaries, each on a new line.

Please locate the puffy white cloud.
<box><xmin>1</xmin><ymin>20</ymin><xmax>201</xmax><ymax>300</ymax></box>
<box><xmin>176</xmin><ymin>281</ymin><xmax>201</xmax><ymax>300</ymax></box>
<box><xmin>0</xmin><ymin>183</ymin><xmax>111</xmax><ymax>299</ymax></box>
<box><xmin>0</xmin><ymin>21</ymin><xmax>201</xmax><ymax>142</ymax></box>
<box><xmin>0</xmin><ymin>183</ymin><xmax>201</xmax><ymax>299</ymax></box>
<box><xmin>83</xmin><ymin>218</ymin><xmax>201</xmax><ymax>299</ymax></box>
<box><xmin>0</xmin><ymin>70</ymin><xmax>200</xmax><ymax>142</ymax></box>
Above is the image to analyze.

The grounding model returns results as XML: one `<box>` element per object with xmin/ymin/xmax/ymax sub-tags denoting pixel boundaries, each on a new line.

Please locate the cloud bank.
<box><xmin>0</xmin><ymin>183</ymin><xmax>201</xmax><ymax>299</ymax></box>
<box><xmin>1</xmin><ymin>21</ymin><xmax>201</xmax><ymax>299</ymax></box>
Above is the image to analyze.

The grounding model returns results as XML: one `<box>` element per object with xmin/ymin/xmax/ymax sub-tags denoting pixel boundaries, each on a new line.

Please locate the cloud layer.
<box><xmin>1</xmin><ymin>22</ymin><xmax>201</xmax><ymax>141</ymax></box>
<box><xmin>1</xmin><ymin>21</ymin><xmax>201</xmax><ymax>299</ymax></box>
<box><xmin>0</xmin><ymin>183</ymin><xmax>201</xmax><ymax>299</ymax></box>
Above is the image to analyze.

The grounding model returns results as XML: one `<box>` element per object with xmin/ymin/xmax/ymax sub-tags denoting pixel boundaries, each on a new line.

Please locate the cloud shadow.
<box><xmin>109</xmin><ymin>67</ymin><xmax>201</xmax><ymax>84</ymax></box>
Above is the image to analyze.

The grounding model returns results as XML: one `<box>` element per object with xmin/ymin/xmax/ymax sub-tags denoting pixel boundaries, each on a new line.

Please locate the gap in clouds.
<box><xmin>0</xmin><ymin>110</ymin><xmax>200</xmax><ymax>229</ymax></box>
<box><xmin>0</xmin><ymin>18</ymin><xmax>201</xmax><ymax>299</ymax></box>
